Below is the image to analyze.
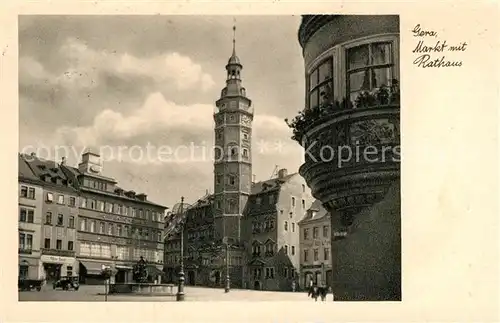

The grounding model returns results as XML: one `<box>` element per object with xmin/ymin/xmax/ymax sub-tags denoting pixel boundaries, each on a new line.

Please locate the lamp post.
<box><xmin>176</xmin><ymin>197</ymin><xmax>185</xmax><ymax>301</ymax></box>
<box><xmin>224</xmin><ymin>237</ymin><xmax>230</xmax><ymax>293</ymax></box>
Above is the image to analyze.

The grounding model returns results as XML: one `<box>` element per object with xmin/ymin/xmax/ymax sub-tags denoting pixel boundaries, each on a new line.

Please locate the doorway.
<box><xmin>253</xmin><ymin>280</ymin><xmax>261</xmax><ymax>290</ymax></box>
<box><xmin>115</xmin><ymin>270</ymin><xmax>127</xmax><ymax>283</ymax></box>
<box><xmin>214</xmin><ymin>271</ymin><xmax>221</xmax><ymax>285</ymax></box>
<box><xmin>187</xmin><ymin>271</ymin><xmax>196</xmax><ymax>285</ymax></box>
<box><xmin>43</xmin><ymin>263</ymin><xmax>62</xmax><ymax>283</ymax></box>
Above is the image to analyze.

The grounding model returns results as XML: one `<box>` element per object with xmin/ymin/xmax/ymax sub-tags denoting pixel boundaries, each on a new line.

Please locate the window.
<box><xmin>302</xmin><ymin>199</ymin><xmax>305</xmax><ymax>209</ymax></box>
<box><xmin>19</xmin><ymin>208</ymin><xmax>26</xmax><ymax>222</ymax></box>
<box><xmin>19</xmin><ymin>233</ymin><xmax>25</xmax><ymax>248</ymax></box>
<box><xmin>243</xmin><ymin>133</ymin><xmax>248</xmax><ymax>140</ymax></box>
<box><xmin>44</xmin><ymin>238</ymin><xmax>51</xmax><ymax>249</ymax></box>
<box><xmin>324</xmin><ymin>248</ymin><xmax>330</xmax><ymax>261</ymax></box>
<box><xmin>69</xmin><ymin>197</ymin><xmax>76</xmax><ymax>207</ymax></box>
<box><xmin>242</xmin><ymin>148</ymin><xmax>248</xmax><ymax>157</ymax></box>
<box><xmin>323</xmin><ymin>225</ymin><xmax>329</xmax><ymax>238</ymax></box>
<box><xmin>292</xmin><ymin>222</ymin><xmax>295</xmax><ymax>232</ymax></box>
<box><xmin>108</xmin><ymin>224</ymin><xmax>113</xmax><ymax>236</ymax></box>
<box><xmin>106</xmin><ymin>202</ymin><xmax>113</xmax><ymax>213</ymax></box>
<box><xmin>303</xmin><ymin>228</ymin><xmax>309</xmax><ymax>240</ymax></box>
<box><xmin>117</xmin><ymin>225</ymin><xmax>122</xmax><ymax>236</ymax></box>
<box><xmin>46</xmin><ymin>192</ymin><xmax>53</xmax><ymax>202</ymax></box>
<box><xmin>57</xmin><ymin>195</ymin><xmax>64</xmax><ymax>204</ymax></box>
<box><xmin>56</xmin><ymin>239</ymin><xmax>62</xmax><ymax>250</ymax></box>
<box><xmin>313</xmin><ymin>249</ymin><xmax>319</xmax><ymax>261</ymax></box>
<box><xmin>124</xmin><ymin>206</ymin><xmax>128</xmax><ymax>215</ymax></box>
<box><xmin>302</xmin><ymin>184</ymin><xmax>305</xmax><ymax>193</ymax></box>
<box><xmin>229</xmin><ymin>175</ymin><xmax>236</xmax><ymax>186</ymax></box>
<box><xmin>80</xmin><ymin>198</ymin><xmax>87</xmax><ymax>208</ymax></box>
<box><xmin>269</xmin><ymin>195</ymin><xmax>274</xmax><ymax>204</ymax></box>
<box><xmin>90</xmin><ymin>220</ymin><xmax>96</xmax><ymax>233</ymax></box>
<box><xmin>284</xmin><ymin>267</ymin><xmax>288</xmax><ymax>278</ymax></box>
<box><xmin>57</xmin><ymin>214</ymin><xmax>64</xmax><ymax>226</ymax></box>
<box><xmin>313</xmin><ymin>227</ymin><xmax>319</xmax><ymax>239</ymax></box>
<box><xmin>304</xmin><ymin>249</ymin><xmax>309</xmax><ymax>262</ymax></box>
<box><xmin>45</xmin><ymin>212</ymin><xmax>52</xmax><ymax>225</ymax></box>
<box><xmin>89</xmin><ymin>199</ymin><xmax>96</xmax><ymax>209</ymax></box>
<box><xmin>20</xmin><ymin>186</ymin><xmax>28</xmax><ymax>198</ymax></box>
<box><xmin>347</xmin><ymin>42</ymin><xmax>393</xmax><ymax>103</ymax></box>
<box><xmin>291</xmin><ymin>197</ymin><xmax>295</xmax><ymax>207</ymax></box>
<box><xmin>284</xmin><ymin>221</ymin><xmax>288</xmax><ymax>231</ymax></box>
<box><xmin>291</xmin><ymin>245</ymin><xmax>295</xmax><ymax>255</ymax></box>
<box><xmin>308</xmin><ymin>58</ymin><xmax>333</xmax><ymax>110</ymax></box>
<box><xmin>256</xmin><ymin>197</ymin><xmax>261</xmax><ymax>205</ymax></box>
<box><xmin>99</xmin><ymin>222</ymin><xmax>105</xmax><ymax>234</ymax></box>
<box><xmin>284</xmin><ymin>245</ymin><xmax>288</xmax><ymax>254</ymax></box>
<box><xmin>265</xmin><ymin>267</ymin><xmax>275</xmax><ymax>279</ymax></box>
<box><xmin>80</xmin><ymin>218</ymin><xmax>86</xmax><ymax>231</ymax></box>
<box><xmin>139</xmin><ymin>209</ymin><xmax>143</xmax><ymax>218</ymax></box>
<box><xmin>68</xmin><ymin>241</ymin><xmax>74</xmax><ymax>251</ymax></box>
<box><xmin>124</xmin><ymin>226</ymin><xmax>129</xmax><ymax>237</ymax></box>
<box><xmin>216</xmin><ymin>175</ymin><xmax>222</xmax><ymax>184</ymax></box>
<box><xmin>80</xmin><ymin>242</ymin><xmax>90</xmax><ymax>256</ymax></box>
<box><xmin>68</xmin><ymin>216</ymin><xmax>75</xmax><ymax>228</ymax></box>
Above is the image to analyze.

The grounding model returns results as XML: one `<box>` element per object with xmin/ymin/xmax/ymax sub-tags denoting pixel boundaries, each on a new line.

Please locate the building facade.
<box><xmin>298</xmin><ymin>200</ymin><xmax>332</xmax><ymax>289</ymax></box>
<box><xmin>243</xmin><ymin>169</ymin><xmax>313</xmax><ymax>291</ymax></box>
<box><xmin>289</xmin><ymin>15</ymin><xmax>401</xmax><ymax>300</ymax></box>
<box><xmin>22</xmin><ymin>155</ymin><xmax>80</xmax><ymax>283</ymax></box>
<box><xmin>61</xmin><ymin>151</ymin><xmax>167</xmax><ymax>284</ymax></box>
<box><xmin>18</xmin><ymin>155</ymin><xmax>44</xmax><ymax>281</ymax></box>
<box><xmin>162</xmin><ymin>28</ymin><xmax>314</xmax><ymax>291</ymax></box>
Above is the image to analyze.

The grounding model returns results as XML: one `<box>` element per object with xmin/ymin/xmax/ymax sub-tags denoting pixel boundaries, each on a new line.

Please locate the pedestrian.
<box><xmin>291</xmin><ymin>280</ymin><xmax>296</xmax><ymax>292</ymax></box>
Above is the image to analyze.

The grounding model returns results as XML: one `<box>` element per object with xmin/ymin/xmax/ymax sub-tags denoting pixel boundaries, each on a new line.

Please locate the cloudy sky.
<box><xmin>19</xmin><ymin>15</ymin><xmax>306</xmax><ymax>208</ymax></box>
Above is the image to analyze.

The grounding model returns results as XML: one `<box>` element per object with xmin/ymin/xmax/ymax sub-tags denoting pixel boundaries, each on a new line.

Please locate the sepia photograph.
<box><xmin>18</xmin><ymin>14</ymin><xmax>400</xmax><ymax>302</ymax></box>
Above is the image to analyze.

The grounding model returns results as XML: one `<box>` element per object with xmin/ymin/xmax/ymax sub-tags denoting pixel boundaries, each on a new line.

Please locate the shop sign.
<box><xmin>41</xmin><ymin>255</ymin><xmax>75</xmax><ymax>264</ymax></box>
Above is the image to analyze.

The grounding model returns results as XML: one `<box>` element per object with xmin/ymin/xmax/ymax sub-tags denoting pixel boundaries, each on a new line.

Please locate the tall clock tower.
<box><xmin>213</xmin><ymin>25</ymin><xmax>253</xmax><ymax>243</ymax></box>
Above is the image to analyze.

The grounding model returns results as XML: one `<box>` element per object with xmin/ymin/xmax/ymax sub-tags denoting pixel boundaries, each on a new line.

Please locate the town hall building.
<box><xmin>164</xmin><ymin>26</ymin><xmax>314</xmax><ymax>291</ymax></box>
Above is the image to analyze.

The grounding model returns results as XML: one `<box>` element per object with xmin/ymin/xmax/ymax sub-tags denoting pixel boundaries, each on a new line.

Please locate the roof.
<box><xmin>19</xmin><ymin>153</ymin><xmax>166</xmax><ymax>208</ymax></box>
<box><xmin>227</xmin><ymin>53</ymin><xmax>241</xmax><ymax>65</ymax></box>
<box><xmin>18</xmin><ymin>154</ymin><xmax>39</xmax><ymax>180</ymax></box>
<box><xmin>298</xmin><ymin>199</ymin><xmax>329</xmax><ymax>224</ymax></box>
<box><xmin>250</xmin><ymin>173</ymin><xmax>297</xmax><ymax>195</ymax></box>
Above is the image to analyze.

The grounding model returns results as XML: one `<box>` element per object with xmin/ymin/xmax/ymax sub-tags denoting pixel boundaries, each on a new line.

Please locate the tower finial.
<box><xmin>232</xmin><ymin>18</ymin><xmax>236</xmax><ymax>55</ymax></box>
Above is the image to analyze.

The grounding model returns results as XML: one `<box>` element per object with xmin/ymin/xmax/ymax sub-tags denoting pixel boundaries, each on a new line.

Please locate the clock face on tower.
<box><xmin>241</xmin><ymin>115</ymin><xmax>251</xmax><ymax>126</ymax></box>
<box><xmin>90</xmin><ymin>165</ymin><xmax>101</xmax><ymax>173</ymax></box>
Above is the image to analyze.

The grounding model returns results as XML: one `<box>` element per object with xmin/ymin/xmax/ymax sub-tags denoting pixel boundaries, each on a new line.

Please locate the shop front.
<box><xmin>115</xmin><ymin>264</ymin><xmax>133</xmax><ymax>283</ymax></box>
<box><xmin>40</xmin><ymin>255</ymin><xmax>78</xmax><ymax>283</ymax></box>
<box><xmin>79</xmin><ymin>259</ymin><xmax>116</xmax><ymax>285</ymax></box>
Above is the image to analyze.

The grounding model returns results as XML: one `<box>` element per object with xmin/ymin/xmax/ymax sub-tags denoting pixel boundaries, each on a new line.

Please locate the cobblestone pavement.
<box><xmin>19</xmin><ymin>285</ymin><xmax>322</xmax><ymax>302</ymax></box>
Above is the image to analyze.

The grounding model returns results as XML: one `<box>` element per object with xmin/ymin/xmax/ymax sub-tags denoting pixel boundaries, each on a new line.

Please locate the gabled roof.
<box><xmin>298</xmin><ymin>199</ymin><xmax>329</xmax><ymax>224</ymax></box>
<box><xmin>250</xmin><ymin>173</ymin><xmax>297</xmax><ymax>195</ymax></box>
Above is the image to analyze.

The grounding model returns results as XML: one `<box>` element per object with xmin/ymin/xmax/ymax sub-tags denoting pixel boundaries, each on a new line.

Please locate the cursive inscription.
<box><xmin>411</xmin><ymin>24</ymin><xmax>468</xmax><ymax>68</ymax></box>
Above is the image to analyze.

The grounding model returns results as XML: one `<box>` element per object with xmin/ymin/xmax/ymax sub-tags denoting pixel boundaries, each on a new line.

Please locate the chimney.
<box><xmin>277</xmin><ymin>168</ymin><xmax>288</xmax><ymax>179</ymax></box>
<box><xmin>61</xmin><ymin>157</ymin><xmax>66</xmax><ymax>166</ymax></box>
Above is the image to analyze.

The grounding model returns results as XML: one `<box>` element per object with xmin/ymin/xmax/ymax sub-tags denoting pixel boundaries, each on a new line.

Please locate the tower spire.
<box><xmin>232</xmin><ymin>18</ymin><xmax>236</xmax><ymax>56</ymax></box>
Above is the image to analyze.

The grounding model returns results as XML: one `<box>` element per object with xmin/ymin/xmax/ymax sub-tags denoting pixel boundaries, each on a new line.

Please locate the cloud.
<box><xmin>58</xmin><ymin>37</ymin><xmax>215</xmax><ymax>92</ymax></box>
<box><xmin>43</xmin><ymin>91</ymin><xmax>297</xmax><ymax>162</ymax></box>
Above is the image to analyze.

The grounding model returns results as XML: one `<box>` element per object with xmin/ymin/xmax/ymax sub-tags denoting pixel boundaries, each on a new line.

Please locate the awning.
<box><xmin>80</xmin><ymin>261</ymin><xmax>109</xmax><ymax>275</ymax></box>
<box><xmin>116</xmin><ymin>265</ymin><xmax>133</xmax><ymax>270</ymax></box>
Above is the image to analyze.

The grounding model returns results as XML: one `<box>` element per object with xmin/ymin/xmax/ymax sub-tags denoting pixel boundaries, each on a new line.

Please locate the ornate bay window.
<box><xmin>346</xmin><ymin>41</ymin><xmax>394</xmax><ymax>103</ymax></box>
